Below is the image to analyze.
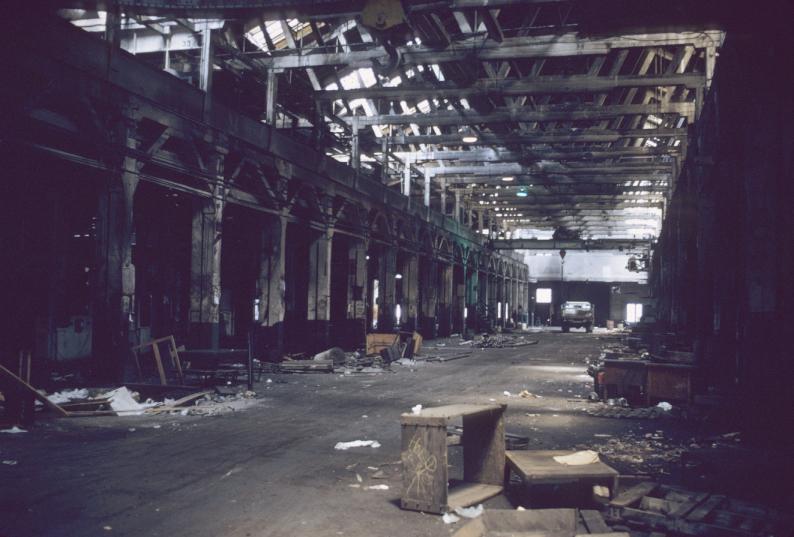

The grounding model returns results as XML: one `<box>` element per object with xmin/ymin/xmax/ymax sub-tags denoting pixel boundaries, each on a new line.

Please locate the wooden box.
<box><xmin>505</xmin><ymin>450</ymin><xmax>619</xmax><ymax>494</ymax></box>
<box><xmin>400</xmin><ymin>403</ymin><xmax>506</xmax><ymax>514</ymax></box>
<box><xmin>365</xmin><ymin>332</ymin><xmax>399</xmax><ymax>356</ymax></box>
<box><xmin>646</xmin><ymin>362</ymin><xmax>694</xmax><ymax>404</ymax></box>
<box><xmin>602</xmin><ymin>359</ymin><xmax>647</xmax><ymax>404</ymax></box>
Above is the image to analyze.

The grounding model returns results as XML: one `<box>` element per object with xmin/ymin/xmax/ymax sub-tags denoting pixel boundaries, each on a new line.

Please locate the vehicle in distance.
<box><xmin>561</xmin><ymin>301</ymin><xmax>594</xmax><ymax>333</ymax></box>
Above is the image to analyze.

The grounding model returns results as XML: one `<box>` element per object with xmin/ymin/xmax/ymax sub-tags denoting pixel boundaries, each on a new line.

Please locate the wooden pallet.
<box><xmin>609</xmin><ymin>482</ymin><xmax>794</xmax><ymax>536</ymax></box>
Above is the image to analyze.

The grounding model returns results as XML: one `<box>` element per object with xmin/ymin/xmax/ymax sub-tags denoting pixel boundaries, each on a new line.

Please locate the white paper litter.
<box><xmin>366</xmin><ymin>484</ymin><xmax>389</xmax><ymax>490</ymax></box>
<box><xmin>47</xmin><ymin>388</ymin><xmax>89</xmax><ymax>404</ymax></box>
<box><xmin>2</xmin><ymin>460</ymin><xmax>18</xmax><ymax>465</ymax></box>
<box><xmin>96</xmin><ymin>387</ymin><xmax>159</xmax><ymax>415</ymax></box>
<box><xmin>442</xmin><ymin>513</ymin><xmax>460</xmax><ymax>524</ymax></box>
<box><xmin>0</xmin><ymin>426</ymin><xmax>27</xmax><ymax>434</ymax></box>
<box><xmin>503</xmin><ymin>391</ymin><xmax>512</xmax><ymax>397</ymax></box>
<box><xmin>553</xmin><ymin>450</ymin><xmax>599</xmax><ymax>466</ymax></box>
<box><xmin>454</xmin><ymin>504</ymin><xmax>484</xmax><ymax>519</ymax></box>
<box><xmin>411</xmin><ymin>404</ymin><xmax>423</xmax><ymax>415</ymax></box>
<box><xmin>516</xmin><ymin>506</ymin><xmax>526</xmax><ymax>511</ymax></box>
<box><xmin>657</xmin><ymin>401</ymin><xmax>673</xmax><ymax>411</ymax></box>
<box><xmin>334</xmin><ymin>440</ymin><xmax>381</xmax><ymax>450</ymax></box>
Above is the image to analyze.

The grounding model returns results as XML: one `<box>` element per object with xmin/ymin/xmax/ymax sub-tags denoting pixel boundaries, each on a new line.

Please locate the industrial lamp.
<box><xmin>460</xmin><ymin>126</ymin><xmax>478</xmax><ymax>143</ymax></box>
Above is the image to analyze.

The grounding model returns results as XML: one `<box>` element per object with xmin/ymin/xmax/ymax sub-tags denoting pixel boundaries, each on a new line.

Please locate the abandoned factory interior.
<box><xmin>1</xmin><ymin>0</ymin><xmax>792</xmax><ymax>536</ymax></box>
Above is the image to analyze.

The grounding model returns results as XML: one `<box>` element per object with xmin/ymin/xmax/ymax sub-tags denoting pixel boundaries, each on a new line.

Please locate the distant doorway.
<box><xmin>626</xmin><ymin>303</ymin><xmax>644</xmax><ymax>323</ymax></box>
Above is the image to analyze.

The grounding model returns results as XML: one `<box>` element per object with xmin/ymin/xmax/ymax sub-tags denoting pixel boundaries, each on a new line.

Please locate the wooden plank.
<box><xmin>279</xmin><ymin>360</ymin><xmax>333</xmax><ymax>372</ymax></box>
<box><xmin>620</xmin><ymin>506</ymin><xmax>669</xmax><ymax>528</ymax></box>
<box><xmin>610</xmin><ymin>482</ymin><xmax>658</xmax><ymax>508</ymax></box>
<box><xmin>450</xmin><ymin>517</ymin><xmax>486</xmax><ymax>537</ymax></box>
<box><xmin>578</xmin><ymin>534</ymin><xmax>630</xmax><ymax>537</ymax></box>
<box><xmin>59</xmin><ymin>399</ymin><xmax>111</xmax><ymax>411</ymax></box>
<box><xmin>400</xmin><ymin>403</ymin><xmax>504</xmax><ymax>426</ymax></box>
<box><xmin>453</xmin><ymin>509</ymin><xmax>577</xmax><ymax>537</ymax></box>
<box><xmin>640</xmin><ymin>496</ymin><xmax>677</xmax><ymax>515</ymax></box>
<box><xmin>65</xmin><ymin>410</ymin><xmax>119</xmax><ymax>417</ymax></box>
<box><xmin>401</xmin><ymin>422</ymin><xmax>448</xmax><ymax>513</ymax></box>
<box><xmin>580</xmin><ymin>510</ymin><xmax>611</xmax><ymax>533</ymax></box>
<box><xmin>152</xmin><ymin>343</ymin><xmax>167</xmax><ymax>385</ymax></box>
<box><xmin>462</xmin><ymin>405</ymin><xmax>505</xmax><ymax>485</ymax></box>
<box><xmin>447</xmin><ymin>483</ymin><xmax>503</xmax><ymax>511</ymax></box>
<box><xmin>0</xmin><ymin>364</ymin><xmax>68</xmax><ymax>417</ymax></box>
<box><xmin>171</xmin><ymin>390</ymin><xmax>213</xmax><ymax>407</ymax></box>
<box><xmin>686</xmin><ymin>495</ymin><xmax>725</xmax><ymax>522</ymax></box>
<box><xmin>130</xmin><ymin>335</ymin><xmax>177</xmax><ymax>349</ymax></box>
<box><xmin>168</xmin><ymin>336</ymin><xmax>184</xmax><ymax>384</ymax></box>
<box><xmin>412</xmin><ymin>332</ymin><xmax>423</xmax><ymax>355</ymax></box>
<box><xmin>669</xmin><ymin>491</ymin><xmax>709</xmax><ymax>519</ymax></box>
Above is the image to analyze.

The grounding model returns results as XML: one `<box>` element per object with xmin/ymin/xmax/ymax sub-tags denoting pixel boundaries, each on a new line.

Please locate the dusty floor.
<box><xmin>0</xmin><ymin>331</ymin><xmax>773</xmax><ymax>537</ymax></box>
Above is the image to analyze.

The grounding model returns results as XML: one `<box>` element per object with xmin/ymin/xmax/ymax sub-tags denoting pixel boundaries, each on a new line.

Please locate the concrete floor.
<box><xmin>0</xmin><ymin>332</ymin><xmax>745</xmax><ymax>537</ymax></box>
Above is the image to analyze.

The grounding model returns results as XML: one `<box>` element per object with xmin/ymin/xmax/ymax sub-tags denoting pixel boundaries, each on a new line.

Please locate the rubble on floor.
<box><xmin>36</xmin><ymin>385</ymin><xmax>262</xmax><ymax>418</ymax></box>
<box><xmin>581</xmin><ymin>431</ymin><xmax>686</xmax><ymax>475</ymax></box>
<box><xmin>584</xmin><ymin>402</ymin><xmax>674</xmax><ymax>420</ymax></box>
<box><xmin>472</xmin><ymin>333</ymin><xmax>540</xmax><ymax>349</ymax></box>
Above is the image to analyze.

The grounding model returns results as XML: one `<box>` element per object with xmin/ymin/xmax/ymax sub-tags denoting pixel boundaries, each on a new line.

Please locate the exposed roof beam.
<box><xmin>253</xmin><ymin>31</ymin><xmax>723</xmax><ymax>69</ymax></box>
<box><xmin>430</xmin><ymin>162</ymin><xmax>671</xmax><ymax>175</ymax></box>
<box><xmin>491</xmin><ymin>238</ymin><xmax>652</xmax><ymax>250</ymax></box>
<box><xmin>351</xmin><ymin>103</ymin><xmax>694</xmax><ymax>127</ymax></box>
<box><xmin>442</xmin><ymin>174</ymin><xmax>669</xmax><ymax>184</ymax></box>
<box><xmin>464</xmin><ymin>185</ymin><xmax>669</xmax><ymax>193</ymax></box>
<box><xmin>474</xmin><ymin>194</ymin><xmax>664</xmax><ymax>203</ymax></box>
<box><xmin>389</xmin><ymin>127</ymin><xmax>687</xmax><ymax>145</ymax></box>
<box><xmin>315</xmin><ymin>73</ymin><xmax>703</xmax><ymax>101</ymax></box>
<box><xmin>476</xmin><ymin>202</ymin><xmax>663</xmax><ymax>211</ymax></box>
<box><xmin>397</xmin><ymin>146</ymin><xmax>678</xmax><ymax>162</ymax></box>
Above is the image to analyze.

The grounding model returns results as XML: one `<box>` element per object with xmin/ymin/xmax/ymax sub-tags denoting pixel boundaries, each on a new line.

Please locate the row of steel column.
<box><xmin>89</xmin><ymin>163</ymin><xmax>527</xmax><ymax>379</ymax></box>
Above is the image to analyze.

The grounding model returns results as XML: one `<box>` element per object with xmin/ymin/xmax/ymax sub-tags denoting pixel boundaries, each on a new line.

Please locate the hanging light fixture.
<box><xmin>501</xmin><ymin>176</ymin><xmax>514</xmax><ymax>182</ymax></box>
<box><xmin>460</xmin><ymin>126</ymin><xmax>478</xmax><ymax>143</ymax></box>
<box><xmin>516</xmin><ymin>188</ymin><xmax>528</xmax><ymax>197</ymax></box>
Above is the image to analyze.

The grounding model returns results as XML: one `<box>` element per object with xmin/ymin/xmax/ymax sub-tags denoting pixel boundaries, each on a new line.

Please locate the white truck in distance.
<box><xmin>561</xmin><ymin>301</ymin><xmax>594</xmax><ymax>333</ymax></box>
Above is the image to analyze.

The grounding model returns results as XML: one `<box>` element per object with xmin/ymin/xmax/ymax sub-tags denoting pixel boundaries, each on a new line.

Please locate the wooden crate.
<box><xmin>366</xmin><ymin>333</ymin><xmax>399</xmax><ymax>356</ymax></box>
<box><xmin>506</xmin><ymin>450</ymin><xmax>619</xmax><ymax>497</ymax></box>
<box><xmin>602</xmin><ymin>359</ymin><xmax>646</xmax><ymax>404</ymax></box>
<box><xmin>400</xmin><ymin>403</ymin><xmax>506</xmax><ymax>514</ymax></box>
<box><xmin>645</xmin><ymin>362</ymin><xmax>694</xmax><ymax>404</ymax></box>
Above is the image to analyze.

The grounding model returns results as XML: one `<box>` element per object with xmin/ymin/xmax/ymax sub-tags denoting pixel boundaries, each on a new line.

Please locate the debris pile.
<box><xmin>473</xmin><ymin>333</ymin><xmax>539</xmax><ymax>349</ymax></box>
<box><xmin>585</xmin><ymin>431</ymin><xmax>686</xmax><ymax>475</ymax></box>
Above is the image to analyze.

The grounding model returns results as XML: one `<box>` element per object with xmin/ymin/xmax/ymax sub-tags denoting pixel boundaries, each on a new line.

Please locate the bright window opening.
<box><xmin>536</xmin><ymin>288</ymin><xmax>552</xmax><ymax>304</ymax></box>
<box><xmin>626</xmin><ymin>303</ymin><xmax>644</xmax><ymax>323</ymax></box>
<box><xmin>371</xmin><ymin>279</ymin><xmax>380</xmax><ymax>329</ymax></box>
